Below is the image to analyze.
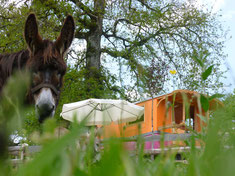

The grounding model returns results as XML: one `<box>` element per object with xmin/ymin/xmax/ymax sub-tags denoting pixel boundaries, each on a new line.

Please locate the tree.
<box><xmin>0</xmin><ymin>0</ymin><xmax>227</xmax><ymax>100</ymax></box>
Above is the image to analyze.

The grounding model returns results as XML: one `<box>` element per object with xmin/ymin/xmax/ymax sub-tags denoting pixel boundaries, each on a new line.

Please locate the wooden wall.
<box><xmin>102</xmin><ymin>90</ymin><xmax>210</xmax><ymax>138</ymax></box>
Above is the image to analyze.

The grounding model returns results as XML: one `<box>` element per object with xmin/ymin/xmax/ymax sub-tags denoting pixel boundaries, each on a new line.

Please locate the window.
<box><xmin>174</xmin><ymin>103</ymin><xmax>183</xmax><ymax>124</ymax></box>
<box><xmin>185</xmin><ymin>106</ymin><xmax>195</xmax><ymax>129</ymax></box>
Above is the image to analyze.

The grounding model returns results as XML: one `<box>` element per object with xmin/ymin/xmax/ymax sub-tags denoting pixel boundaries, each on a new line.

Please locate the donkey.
<box><xmin>0</xmin><ymin>13</ymin><xmax>75</xmax><ymax>122</ymax></box>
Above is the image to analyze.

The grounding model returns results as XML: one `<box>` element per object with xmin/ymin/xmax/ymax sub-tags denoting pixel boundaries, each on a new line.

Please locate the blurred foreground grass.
<box><xmin>0</xmin><ymin>71</ymin><xmax>235</xmax><ymax>176</ymax></box>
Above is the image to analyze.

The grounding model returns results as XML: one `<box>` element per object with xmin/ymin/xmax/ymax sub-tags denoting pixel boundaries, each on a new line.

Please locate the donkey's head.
<box><xmin>24</xmin><ymin>13</ymin><xmax>75</xmax><ymax>123</ymax></box>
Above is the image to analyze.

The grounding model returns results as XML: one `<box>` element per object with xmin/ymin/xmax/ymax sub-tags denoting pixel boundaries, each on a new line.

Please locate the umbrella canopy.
<box><xmin>60</xmin><ymin>99</ymin><xmax>144</xmax><ymax>126</ymax></box>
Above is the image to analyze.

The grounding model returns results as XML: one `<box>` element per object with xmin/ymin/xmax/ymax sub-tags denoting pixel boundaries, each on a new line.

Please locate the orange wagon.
<box><xmin>102</xmin><ymin>89</ymin><xmax>221</xmax><ymax>148</ymax></box>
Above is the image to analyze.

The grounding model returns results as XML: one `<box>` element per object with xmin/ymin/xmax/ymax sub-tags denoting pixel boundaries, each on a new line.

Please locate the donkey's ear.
<box><xmin>24</xmin><ymin>13</ymin><xmax>43</xmax><ymax>53</ymax></box>
<box><xmin>55</xmin><ymin>15</ymin><xmax>75</xmax><ymax>56</ymax></box>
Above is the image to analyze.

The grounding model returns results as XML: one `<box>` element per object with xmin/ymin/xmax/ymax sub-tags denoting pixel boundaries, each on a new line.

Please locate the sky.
<box><xmin>104</xmin><ymin>0</ymin><xmax>235</xmax><ymax>95</ymax></box>
<box><xmin>10</xmin><ymin>0</ymin><xmax>235</xmax><ymax>94</ymax></box>
<box><xmin>201</xmin><ymin>0</ymin><xmax>235</xmax><ymax>93</ymax></box>
<box><xmin>220</xmin><ymin>0</ymin><xmax>235</xmax><ymax>93</ymax></box>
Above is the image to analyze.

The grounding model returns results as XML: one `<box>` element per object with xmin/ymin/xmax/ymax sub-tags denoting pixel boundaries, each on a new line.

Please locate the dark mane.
<box><xmin>26</xmin><ymin>40</ymin><xmax>67</xmax><ymax>74</ymax></box>
<box><xmin>0</xmin><ymin>50</ymin><xmax>29</xmax><ymax>92</ymax></box>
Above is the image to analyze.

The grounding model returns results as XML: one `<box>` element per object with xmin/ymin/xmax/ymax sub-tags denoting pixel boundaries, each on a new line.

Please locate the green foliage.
<box><xmin>0</xmin><ymin>71</ymin><xmax>30</xmax><ymax>130</ymax></box>
<box><xmin>200</xmin><ymin>95</ymin><xmax>209</xmax><ymax>112</ymax></box>
<box><xmin>2</xmin><ymin>98</ymin><xmax>235</xmax><ymax>176</ymax></box>
<box><xmin>0</xmin><ymin>67</ymin><xmax>235</xmax><ymax>176</ymax></box>
<box><xmin>54</xmin><ymin>66</ymin><xmax>126</xmax><ymax>121</ymax></box>
<box><xmin>22</xmin><ymin>110</ymin><xmax>41</xmax><ymax>137</ymax></box>
<box><xmin>0</xmin><ymin>1</ymin><xmax>28</xmax><ymax>53</ymax></box>
<box><xmin>0</xmin><ymin>0</ymin><xmax>228</xmax><ymax>99</ymax></box>
<box><xmin>0</xmin><ymin>71</ymin><xmax>30</xmax><ymax>173</ymax></box>
<box><xmin>0</xmin><ymin>2</ymin><xmax>233</xmax><ymax>176</ymax></box>
<box><xmin>0</xmin><ymin>2</ymin><xmax>231</xmax><ymax>174</ymax></box>
<box><xmin>221</xmin><ymin>90</ymin><xmax>235</xmax><ymax>120</ymax></box>
<box><xmin>202</xmin><ymin>65</ymin><xmax>214</xmax><ymax>81</ymax></box>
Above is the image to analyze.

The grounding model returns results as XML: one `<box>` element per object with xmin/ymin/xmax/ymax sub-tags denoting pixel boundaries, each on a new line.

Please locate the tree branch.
<box><xmin>75</xmin><ymin>30</ymin><xmax>87</xmax><ymax>39</ymax></box>
<box><xmin>70</xmin><ymin>0</ymin><xmax>97</xmax><ymax>20</ymax></box>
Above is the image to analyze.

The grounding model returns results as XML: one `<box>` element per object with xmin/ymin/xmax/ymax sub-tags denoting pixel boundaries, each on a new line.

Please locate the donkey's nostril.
<box><xmin>36</xmin><ymin>103</ymin><xmax>55</xmax><ymax>122</ymax></box>
<box><xmin>38</xmin><ymin>103</ymin><xmax>54</xmax><ymax>113</ymax></box>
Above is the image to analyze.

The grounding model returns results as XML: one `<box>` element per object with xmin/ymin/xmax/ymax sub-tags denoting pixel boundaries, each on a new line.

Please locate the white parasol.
<box><xmin>60</xmin><ymin>99</ymin><xmax>144</xmax><ymax>126</ymax></box>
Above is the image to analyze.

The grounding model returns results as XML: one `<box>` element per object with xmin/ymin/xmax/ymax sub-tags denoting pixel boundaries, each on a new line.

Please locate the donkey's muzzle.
<box><xmin>37</xmin><ymin>103</ymin><xmax>55</xmax><ymax>123</ymax></box>
<box><xmin>34</xmin><ymin>88</ymin><xmax>56</xmax><ymax>123</ymax></box>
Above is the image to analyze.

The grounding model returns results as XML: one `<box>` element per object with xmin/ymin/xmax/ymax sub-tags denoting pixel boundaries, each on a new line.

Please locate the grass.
<box><xmin>0</xmin><ymin>71</ymin><xmax>235</xmax><ymax>176</ymax></box>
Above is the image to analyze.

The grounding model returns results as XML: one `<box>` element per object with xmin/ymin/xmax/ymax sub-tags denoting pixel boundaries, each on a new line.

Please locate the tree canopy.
<box><xmin>0</xmin><ymin>0</ymin><xmax>227</xmax><ymax>101</ymax></box>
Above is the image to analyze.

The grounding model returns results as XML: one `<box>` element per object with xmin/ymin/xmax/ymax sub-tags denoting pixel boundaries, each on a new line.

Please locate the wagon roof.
<box><xmin>135</xmin><ymin>89</ymin><xmax>223</xmax><ymax>110</ymax></box>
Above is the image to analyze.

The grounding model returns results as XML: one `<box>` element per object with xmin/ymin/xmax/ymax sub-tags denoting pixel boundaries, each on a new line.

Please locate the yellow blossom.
<box><xmin>169</xmin><ymin>70</ymin><xmax>177</xmax><ymax>75</ymax></box>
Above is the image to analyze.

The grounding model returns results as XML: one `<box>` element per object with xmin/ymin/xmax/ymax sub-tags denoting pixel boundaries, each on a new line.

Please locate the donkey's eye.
<box><xmin>51</xmin><ymin>72</ymin><xmax>61</xmax><ymax>87</ymax></box>
<box><xmin>33</xmin><ymin>72</ymin><xmax>40</xmax><ymax>79</ymax></box>
<box><xmin>32</xmin><ymin>72</ymin><xmax>42</xmax><ymax>85</ymax></box>
<box><xmin>57</xmin><ymin>73</ymin><xmax>61</xmax><ymax>79</ymax></box>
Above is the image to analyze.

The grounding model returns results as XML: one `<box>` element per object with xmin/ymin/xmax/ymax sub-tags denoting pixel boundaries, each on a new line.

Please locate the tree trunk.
<box><xmin>84</xmin><ymin>0</ymin><xmax>105</xmax><ymax>98</ymax></box>
<box><xmin>85</xmin><ymin>0</ymin><xmax>104</xmax><ymax>71</ymax></box>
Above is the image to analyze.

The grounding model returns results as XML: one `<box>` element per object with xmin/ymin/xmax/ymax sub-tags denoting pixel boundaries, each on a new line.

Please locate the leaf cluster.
<box><xmin>0</xmin><ymin>0</ymin><xmax>228</xmax><ymax>99</ymax></box>
<box><xmin>54</xmin><ymin>66</ymin><xmax>126</xmax><ymax>122</ymax></box>
<box><xmin>0</xmin><ymin>64</ymin><xmax>234</xmax><ymax>176</ymax></box>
